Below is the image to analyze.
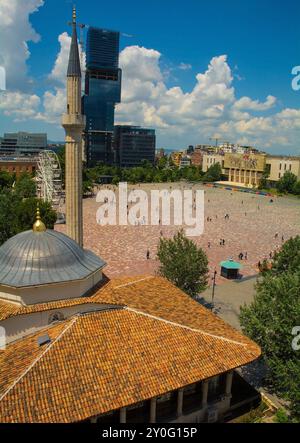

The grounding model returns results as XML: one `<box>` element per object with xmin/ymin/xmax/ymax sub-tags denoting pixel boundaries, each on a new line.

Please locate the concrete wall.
<box><xmin>1</xmin><ymin>303</ymin><xmax>118</xmax><ymax>344</ymax></box>
<box><xmin>267</xmin><ymin>157</ymin><xmax>300</xmax><ymax>182</ymax></box>
<box><xmin>0</xmin><ymin>270</ymin><xmax>103</xmax><ymax>306</ymax></box>
<box><xmin>202</xmin><ymin>154</ymin><xmax>225</xmax><ymax>173</ymax></box>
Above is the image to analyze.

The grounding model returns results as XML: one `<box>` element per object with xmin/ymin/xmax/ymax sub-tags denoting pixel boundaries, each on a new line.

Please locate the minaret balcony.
<box><xmin>62</xmin><ymin>114</ymin><xmax>86</xmax><ymax>130</ymax></box>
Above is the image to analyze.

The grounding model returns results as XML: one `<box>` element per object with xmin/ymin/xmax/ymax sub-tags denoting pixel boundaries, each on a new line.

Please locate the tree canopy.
<box><xmin>203</xmin><ymin>162</ymin><xmax>222</xmax><ymax>182</ymax></box>
<box><xmin>83</xmin><ymin>158</ymin><xmax>205</xmax><ymax>186</ymax></box>
<box><xmin>0</xmin><ymin>172</ymin><xmax>57</xmax><ymax>247</ymax></box>
<box><xmin>14</xmin><ymin>172</ymin><xmax>37</xmax><ymax>199</ymax></box>
<box><xmin>157</xmin><ymin>230</ymin><xmax>209</xmax><ymax>297</ymax></box>
<box><xmin>277</xmin><ymin>171</ymin><xmax>298</xmax><ymax>194</ymax></box>
<box><xmin>240</xmin><ymin>236</ymin><xmax>300</xmax><ymax>420</ymax></box>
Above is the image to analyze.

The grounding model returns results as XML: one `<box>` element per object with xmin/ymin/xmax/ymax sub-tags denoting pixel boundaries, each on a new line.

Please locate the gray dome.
<box><xmin>0</xmin><ymin>230</ymin><xmax>106</xmax><ymax>288</ymax></box>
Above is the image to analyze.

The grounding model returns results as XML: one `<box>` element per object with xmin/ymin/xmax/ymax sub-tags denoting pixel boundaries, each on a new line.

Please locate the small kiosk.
<box><xmin>220</xmin><ymin>259</ymin><xmax>242</xmax><ymax>280</ymax></box>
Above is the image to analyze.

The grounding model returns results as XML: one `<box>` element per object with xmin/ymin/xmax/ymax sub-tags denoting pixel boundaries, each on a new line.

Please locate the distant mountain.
<box><xmin>48</xmin><ymin>140</ymin><xmax>65</xmax><ymax>145</ymax></box>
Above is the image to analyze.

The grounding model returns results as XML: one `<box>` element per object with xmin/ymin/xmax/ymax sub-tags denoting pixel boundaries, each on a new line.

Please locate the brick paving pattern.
<box><xmin>56</xmin><ymin>183</ymin><xmax>300</xmax><ymax>285</ymax></box>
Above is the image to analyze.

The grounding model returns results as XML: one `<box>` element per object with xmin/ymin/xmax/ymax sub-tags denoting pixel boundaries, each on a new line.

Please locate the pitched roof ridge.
<box><xmin>113</xmin><ymin>276</ymin><xmax>154</xmax><ymax>289</ymax></box>
<box><xmin>125</xmin><ymin>307</ymin><xmax>248</xmax><ymax>348</ymax></box>
<box><xmin>0</xmin><ymin>316</ymin><xmax>78</xmax><ymax>402</ymax></box>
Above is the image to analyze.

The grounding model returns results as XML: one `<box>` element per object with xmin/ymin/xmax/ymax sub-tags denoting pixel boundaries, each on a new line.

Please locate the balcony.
<box><xmin>62</xmin><ymin>114</ymin><xmax>86</xmax><ymax>129</ymax></box>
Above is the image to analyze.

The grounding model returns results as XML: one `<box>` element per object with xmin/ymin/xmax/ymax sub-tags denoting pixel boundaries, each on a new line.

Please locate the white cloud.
<box><xmin>35</xmin><ymin>88</ymin><xmax>66</xmax><ymax>124</ymax></box>
<box><xmin>233</xmin><ymin>95</ymin><xmax>276</xmax><ymax>111</ymax></box>
<box><xmin>120</xmin><ymin>46</ymin><xmax>162</xmax><ymax>83</ymax></box>
<box><xmin>1</xmin><ymin>13</ymin><xmax>299</xmax><ymax>155</ymax></box>
<box><xmin>49</xmin><ymin>31</ymin><xmax>85</xmax><ymax>86</ymax></box>
<box><xmin>0</xmin><ymin>91</ymin><xmax>40</xmax><ymax>121</ymax></box>
<box><xmin>116</xmin><ymin>46</ymin><xmax>300</xmax><ymax>153</ymax></box>
<box><xmin>49</xmin><ymin>32</ymin><xmax>71</xmax><ymax>85</ymax></box>
<box><xmin>178</xmin><ymin>62</ymin><xmax>192</xmax><ymax>71</ymax></box>
<box><xmin>0</xmin><ymin>0</ymin><xmax>44</xmax><ymax>91</ymax></box>
<box><xmin>117</xmin><ymin>52</ymin><xmax>235</xmax><ymax>130</ymax></box>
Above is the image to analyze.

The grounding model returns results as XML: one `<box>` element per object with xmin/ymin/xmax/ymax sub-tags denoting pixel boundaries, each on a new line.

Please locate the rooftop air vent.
<box><xmin>37</xmin><ymin>334</ymin><xmax>51</xmax><ymax>347</ymax></box>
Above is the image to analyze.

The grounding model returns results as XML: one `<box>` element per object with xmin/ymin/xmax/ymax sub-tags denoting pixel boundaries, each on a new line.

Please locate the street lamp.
<box><xmin>211</xmin><ymin>269</ymin><xmax>217</xmax><ymax>309</ymax></box>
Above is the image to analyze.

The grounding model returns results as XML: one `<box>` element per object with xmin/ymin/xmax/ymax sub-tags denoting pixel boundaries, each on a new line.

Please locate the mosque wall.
<box><xmin>1</xmin><ymin>303</ymin><xmax>119</xmax><ymax>344</ymax></box>
<box><xmin>0</xmin><ymin>270</ymin><xmax>103</xmax><ymax>306</ymax></box>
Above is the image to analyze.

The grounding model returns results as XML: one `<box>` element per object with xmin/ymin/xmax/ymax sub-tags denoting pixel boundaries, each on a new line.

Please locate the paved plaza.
<box><xmin>199</xmin><ymin>276</ymin><xmax>258</xmax><ymax>331</ymax></box>
<box><xmin>56</xmin><ymin>182</ymin><xmax>300</xmax><ymax>285</ymax></box>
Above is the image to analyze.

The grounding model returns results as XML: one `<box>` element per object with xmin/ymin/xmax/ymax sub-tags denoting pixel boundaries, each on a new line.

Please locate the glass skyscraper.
<box><xmin>114</xmin><ymin>126</ymin><xmax>156</xmax><ymax>167</ymax></box>
<box><xmin>83</xmin><ymin>27</ymin><xmax>122</xmax><ymax>166</ymax></box>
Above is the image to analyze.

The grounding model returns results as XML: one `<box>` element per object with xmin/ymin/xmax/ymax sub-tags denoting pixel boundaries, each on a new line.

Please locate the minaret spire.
<box><xmin>62</xmin><ymin>7</ymin><xmax>86</xmax><ymax>247</ymax></box>
<box><xmin>67</xmin><ymin>5</ymin><xmax>81</xmax><ymax>78</ymax></box>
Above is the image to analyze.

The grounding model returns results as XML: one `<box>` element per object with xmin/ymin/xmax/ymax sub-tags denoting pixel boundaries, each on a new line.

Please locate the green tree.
<box><xmin>203</xmin><ymin>162</ymin><xmax>222</xmax><ymax>182</ymax></box>
<box><xmin>14</xmin><ymin>172</ymin><xmax>36</xmax><ymax>199</ymax></box>
<box><xmin>82</xmin><ymin>169</ymin><xmax>94</xmax><ymax>196</ymax></box>
<box><xmin>271</xmin><ymin>236</ymin><xmax>300</xmax><ymax>276</ymax></box>
<box><xmin>259</xmin><ymin>166</ymin><xmax>270</xmax><ymax>190</ymax></box>
<box><xmin>240</xmin><ymin>237</ymin><xmax>300</xmax><ymax>420</ymax></box>
<box><xmin>0</xmin><ymin>189</ymin><xmax>57</xmax><ymax>246</ymax></box>
<box><xmin>0</xmin><ymin>189</ymin><xmax>19</xmax><ymax>245</ymax></box>
<box><xmin>292</xmin><ymin>181</ymin><xmax>300</xmax><ymax>196</ymax></box>
<box><xmin>0</xmin><ymin>171</ymin><xmax>14</xmax><ymax>190</ymax></box>
<box><xmin>275</xmin><ymin>408</ymin><xmax>290</xmax><ymax>423</ymax></box>
<box><xmin>277</xmin><ymin>171</ymin><xmax>297</xmax><ymax>194</ymax></box>
<box><xmin>57</xmin><ymin>146</ymin><xmax>65</xmax><ymax>186</ymax></box>
<box><xmin>157</xmin><ymin>230</ymin><xmax>209</xmax><ymax>297</ymax></box>
<box><xmin>15</xmin><ymin>198</ymin><xmax>57</xmax><ymax>233</ymax></box>
<box><xmin>157</xmin><ymin>155</ymin><xmax>168</xmax><ymax>170</ymax></box>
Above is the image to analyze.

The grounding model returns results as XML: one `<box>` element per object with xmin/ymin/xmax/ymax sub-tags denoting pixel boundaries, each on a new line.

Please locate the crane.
<box><xmin>66</xmin><ymin>4</ymin><xmax>134</xmax><ymax>78</ymax></box>
<box><xmin>209</xmin><ymin>137</ymin><xmax>220</xmax><ymax>148</ymax></box>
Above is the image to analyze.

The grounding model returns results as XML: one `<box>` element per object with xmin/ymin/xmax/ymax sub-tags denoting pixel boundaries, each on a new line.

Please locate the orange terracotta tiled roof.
<box><xmin>0</xmin><ymin>308</ymin><xmax>261</xmax><ymax>423</ymax></box>
<box><xmin>91</xmin><ymin>276</ymin><xmax>258</xmax><ymax>350</ymax></box>
<box><xmin>0</xmin><ymin>275</ymin><xmax>111</xmax><ymax>321</ymax></box>
<box><xmin>0</xmin><ymin>274</ymin><xmax>262</xmax><ymax>351</ymax></box>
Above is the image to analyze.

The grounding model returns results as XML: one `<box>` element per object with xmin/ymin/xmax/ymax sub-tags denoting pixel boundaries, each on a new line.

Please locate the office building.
<box><xmin>114</xmin><ymin>125</ymin><xmax>156</xmax><ymax>167</ymax></box>
<box><xmin>180</xmin><ymin>156</ymin><xmax>191</xmax><ymax>168</ymax></box>
<box><xmin>83</xmin><ymin>27</ymin><xmax>122</xmax><ymax>166</ymax></box>
<box><xmin>171</xmin><ymin>151</ymin><xmax>183</xmax><ymax>167</ymax></box>
<box><xmin>191</xmin><ymin>148</ymin><xmax>203</xmax><ymax>167</ymax></box>
<box><xmin>202</xmin><ymin>153</ymin><xmax>225</xmax><ymax>173</ymax></box>
<box><xmin>201</xmin><ymin>151</ymin><xmax>300</xmax><ymax>188</ymax></box>
<box><xmin>266</xmin><ymin>155</ymin><xmax>300</xmax><ymax>184</ymax></box>
<box><xmin>0</xmin><ymin>132</ymin><xmax>47</xmax><ymax>157</ymax></box>
<box><xmin>0</xmin><ymin>157</ymin><xmax>38</xmax><ymax>177</ymax></box>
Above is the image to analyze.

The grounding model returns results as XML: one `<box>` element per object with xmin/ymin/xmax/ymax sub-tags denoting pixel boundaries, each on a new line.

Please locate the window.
<box><xmin>284</xmin><ymin>164</ymin><xmax>287</xmax><ymax>171</ymax></box>
<box><xmin>279</xmin><ymin>173</ymin><xmax>281</xmax><ymax>179</ymax></box>
<box><xmin>279</xmin><ymin>163</ymin><xmax>282</xmax><ymax>170</ymax></box>
<box><xmin>289</xmin><ymin>164</ymin><xmax>292</xmax><ymax>171</ymax></box>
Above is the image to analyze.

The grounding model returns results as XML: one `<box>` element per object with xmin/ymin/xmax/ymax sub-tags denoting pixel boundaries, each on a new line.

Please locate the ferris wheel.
<box><xmin>36</xmin><ymin>150</ymin><xmax>63</xmax><ymax>212</ymax></box>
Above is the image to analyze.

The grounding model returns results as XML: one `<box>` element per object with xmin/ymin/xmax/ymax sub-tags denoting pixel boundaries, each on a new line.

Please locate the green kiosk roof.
<box><xmin>220</xmin><ymin>260</ymin><xmax>243</xmax><ymax>270</ymax></box>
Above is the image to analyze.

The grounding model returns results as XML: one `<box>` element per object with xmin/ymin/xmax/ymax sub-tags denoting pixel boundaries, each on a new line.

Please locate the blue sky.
<box><xmin>0</xmin><ymin>0</ymin><xmax>299</xmax><ymax>153</ymax></box>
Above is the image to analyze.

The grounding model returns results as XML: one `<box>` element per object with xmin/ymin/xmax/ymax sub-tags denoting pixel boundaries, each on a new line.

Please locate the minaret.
<box><xmin>62</xmin><ymin>6</ymin><xmax>85</xmax><ymax>247</ymax></box>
